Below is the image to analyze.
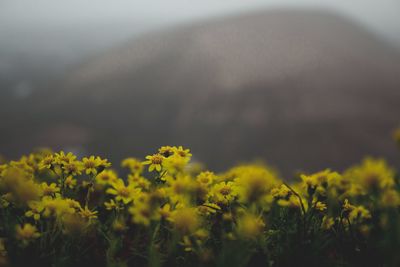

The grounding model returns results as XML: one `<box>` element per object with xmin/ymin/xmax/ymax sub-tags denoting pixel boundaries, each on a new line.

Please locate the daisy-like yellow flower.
<box><xmin>208</xmin><ymin>181</ymin><xmax>237</xmax><ymax>205</ymax></box>
<box><xmin>129</xmin><ymin>201</ymin><xmax>154</xmax><ymax>226</ymax></box>
<box><xmin>121</xmin><ymin>157</ymin><xmax>143</xmax><ymax>174</ymax></box>
<box><xmin>38</xmin><ymin>154</ymin><xmax>55</xmax><ymax>170</ymax></box>
<box><xmin>62</xmin><ymin>160</ymin><xmax>83</xmax><ymax>176</ymax></box>
<box><xmin>106</xmin><ymin>179</ymin><xmax>138</xmax><ymax>204</ymax></box>
<box><xmin>172</xmin><ymin>146</ymin><xmax>192</xmax><ymax>162</ymax></box>
<box><xmin>104</xmin><ymin>199</ymin><xmax>120</xmax><ymax>211</ymax></box>
<box><xmin>25</xmin><ymin>201</ymin><xmax>44</xmax><ymax>221</ymax></box>
<box><xmin>95</xmin><ymin>170</ymin><xmax>118</xmax><ymax>185</ymax></box>
<box><xmin>158</xmin><ymin>146</ymin><xmax>175</xmax><ymax>158</ymax></box>
<box><xmin>41</xmin><ymin>182</ymin><xmax>60</xmax><ymax>196</ymax></box>
<box><xmin>236</xmin><ymin>213</ymin><xmax>265</xmax><ymax>239</ymax></box>
<box><xmin>170</xmin><ymin>207</ymin><xmax>200</xmax><ymax>235</ymax></box>
<box><xmin>54</xmin><ymin>151</ymin><xmax>77</xmax><ymax>165</ymax></box>
<box><xmin>64</xmin><ymin>175</ymin><xmax>77</xmax><ymax>189</ymax></box>
<box><xmin>314</xmin><ymin>201</ymin><xmax>327</xmax><ymax>212</ymax></box>
<box><xmin>79</xmin><ymin>206</ymin><xmax>98</xmax><ymax>221</ymax></box>
<box><xmin>82</xmin><ymin>156</ymin><xmax>111</xmax><ymax>175</ymax></box>
<box><xmin>143</xmin><ymin>154</ymin><xmax>165</xmax><ymax>172</ymax></box>
<box><xmin>196</xmin><ymin>171</ymin><xmax>216</xmax><ymax>186</ymax></box>
<box><xmin>15</xmin><ymin>223</ymin><xmax>40</xmax><ymax>243</ymax></box>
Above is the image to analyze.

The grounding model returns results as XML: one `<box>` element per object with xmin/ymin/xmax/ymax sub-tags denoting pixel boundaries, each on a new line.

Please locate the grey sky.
<box><xmin>1</xmin><ymin>0</ymin><xmax>399</xmax><ymax>42</ymax></box>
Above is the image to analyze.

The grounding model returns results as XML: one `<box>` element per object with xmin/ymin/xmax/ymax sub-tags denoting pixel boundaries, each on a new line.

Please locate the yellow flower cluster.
<box><xmin>0</xmin><ymin>146</ymin><xmax>399</xmax><ymax>266</ymax></box>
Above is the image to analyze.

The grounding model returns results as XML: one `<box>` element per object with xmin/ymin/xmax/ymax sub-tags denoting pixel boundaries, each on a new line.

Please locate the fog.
<box><xmin>1</xmin><ymin>1</ymin><xmax>400</xmax><ymax>174</ymax></box>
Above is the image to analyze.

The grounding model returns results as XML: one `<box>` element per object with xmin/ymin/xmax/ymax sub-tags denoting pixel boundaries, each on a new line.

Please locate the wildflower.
<box><xmin>96</xmin><ymin>170</ymin><xmax>118</xmax><ymax>185</ymax></box>
<box><xmin>158</xmin><ymin>146</ymin><xmax>175</xmax><ymax>158</ymax></box>
<box><xmin>121</xmin><ymin>157</ymin><xmax>143</xmax><ymax>174</ymax></box>
<box><xmin>41</xmin><ymin>182</ymin><xmax>60</xmax><ymax>196</ymax></box>
<box><xmin>79</xmin><ymin>206</ymin><xmax>98</xmax><ymax>221</ymax></box>
<box><xmin>61</xmin><ymin>214</ymin><xmax>88</xmax><ymax>235</ymax></box>
<box><xmin>236</xmin><ymin>213</ymin><xmax>265</xmax><ymax>239</ymax></box>
<box><xmin>380</xmin><ymin>189</ymin><xmax>400</xmax><ymax>207</ymax></box>
<box><xmin>82</xmin><ymin>156</ymin><xmax>111</xmax><ymax>175</ymax></box>
<box><xmin>38</xmin><ymin>154</ymin><xmax>55</xmax><ymax>170</ymax></box>
<box><xmin>106</xmin><ymin>179</ymin><xmax>137</xmax><ymax>204</ymax></box>
<box><xmin>158</xmin><ymin>203</ymin><xmax>172</xmax><ymax>219</ymax></box>
<box><xmin>234</xmin><ymin>166</ymin><xmax>278</xmax><ymax>203</ymax></box>
<box><xmin>344</xmin><ymin>158</ymin><xmax>395</xmax><ymax>191</ymax></box>
<box><xmin>143</xmin><ymin>153</ymin><xmax>164</xmax><ymax>172</ymax></box>
<box><xmin>163</xmin><ymin>154</ymin><xmax>188</xmax><ymax>174</ymax></box>
<box><xmin>25</xmin><ymin>201</ymin><xmax>44</xmax><ymax>221</ymax></box>
<box><xmin>15</xmin><ymin>223</ymin><xmax>40</xmax><ymax>243</ymax></box>
<box><xmin>112</xmin><ymin>218</ymin><xmax>127</xmax><ymax>232</ymax></box>
<box><xmin>64</xmin><ymin>175</ymin><xmax>77</xmax><ymax>189</ymax></box>
<box><xmin>208</xmin><ymin>182</ymin><xmax>237</xmax><ymax>205</ymax></box>
<box><xmin>170</xmin><ymin>208</ymin><xmax>200</xmax><ymax>235</ymax></box>
<box><xmin>129</xmin><ymin>201</ymin><xmax>155</xmax><ymax>226</ymax></box>
<box><xmin>342</xmin><ymin>199</ymin><xmax>355</xmax><ymax>213</ymax></box>
<box><xmin>321</xmin><ymin>216</ymin><xmax>335</xmax><ymax>230</ymax></box>
<box><xmin>271</xmin><ymin>184</ymin><xmax>291</xmax><ymax>199</ymax></box>
<box><xmin>54</xmin><ymin>151</ymin><xmax>77</xmax><ymax>165</ymax></box>
<box><xmin>41</xmin><ymin>196</ymin><xmax>76</xmax><ymax>218</ymax></box>
<box><xmin>196</xmin><ymin>171</ymin><xmax>215</xmax><ymax>186</ymax></box>
<box><xmin>348</xmin><ymin>206</ymin><xmax>371</xmax><ymax>223</ymax></box>
<box><xmin>104</xmin><ymin>199</ymin><xmax>119</xmax><ymax>211</ymax></box>
<box><xmin>128</xmin><ymin>175</ymin><xmax>150</xmax><ymax>190</ymax></box>
<box><xmin>198</xmin><ymin>203</ymin><xmax>221</xmax><ymax>215</ymax></box>
<box><xmin>172</xmin><ymin>146</ymin><xmax>192</xmax><ymax>162</ymax></box>
<box><xmin>62</xmin><ymin>160</ymin><xmax>83</xmax><ymax>176</ymax></box>
<box><xmin>314</xmin><ymin>201</ymin><xmax>327</xmax><ymax>212</ymax></box>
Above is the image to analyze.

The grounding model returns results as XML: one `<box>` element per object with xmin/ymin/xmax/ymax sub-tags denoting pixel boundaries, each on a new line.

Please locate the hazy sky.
<box><xmin>0</xmin><ymin>0</ymin><xmax>399</xmax><ymax>77</ymax></box>
<box><xmin>1</xmin><ymin>0</ymin><xmax>399</xmax><ymax>42</ymax></box>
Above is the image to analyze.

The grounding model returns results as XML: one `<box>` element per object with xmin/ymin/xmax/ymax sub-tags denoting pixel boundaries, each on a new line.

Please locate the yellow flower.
<box><xmin>380</xmin><ymin>189</ymin><xmax>400</xmax><ymax>207</ymax></box>
<box><xmin>208</xmin><ymin>182</ymin><xmax>237</xmax><ymax>205</ymax></box>
<box><xmin>129</xmin><ymin>205</ymin><xmax>152</xmax><ymax>226</ymax></box>
<box><xmin>64</xmin><ymin>176</ymin><xmax>77</xmax><ymax>189</ymax></box>
<box><xmin>15</xmin><ymin>223</ymin><xmax>40</xmax><ymax>242</ymax></box>
<box><xmin>170</xmin><ymin>208</ymin><xmax>200</xmax><ymax>235</ymax></box>
<box><xmin>271</xmin><ymin>184</ymin><xmax>291</xmax><ymax>199</ymax></box>
<box><xmin>41</xmin><ymin>182</ymin><xmax>60</xmax><ymax>196</ymax></box>
<box><xmin>233</xmin><ymin>165</ymin><xmax>278</xmax><ymax>203</ymax></box>
<box><xmin>236</xmin><ymin>213</ymin><xmax>265</xmax><ymax>239</ymax></box>
<box><xmin>38</xmin><ymin>155</ymin><xmax>55</xmax><ymax>170</ymax></box>
<box><xmin>82</xmin><ymin>156</ymin><xmax>111</xmax><ymax>175</ymax></box>
<box><xmin>172</xmin><ymin>146</ymin><xmax>192</xmax><ymax>162</ymax></box>
<box><xmin>62</xmin><ymin>160</ymin><xmax>83</xmax><ymax>176</ymax></box>
<box><xmin>158</xmin><ymin>203</ymin><xmax>172</xmax><ymax>219</ymax></box>
<box><xmin>321</xmin><ymin>216</ymin><xmax>335</xmax><ymax>230</ymax></box>
<box><xmin>196</xmin><ymin>171</ymin><xmax>215</xmax><ymax>186</ymax></box>
<box><xmin>78</xmin><ymin>206</ymin><xmax>98</xmax><ymax>221</ymax></box>
<box><xmin>348</xmin><ymin>206</ymin><xmax>371</xmax><ymax>223</ymax></box>
<box><xmin>54</xmin><ymin>151</ymin><xmax>77</xmax><ymax>165</ymax></box>
<box><xmin>158</xmin><ymin>146</ymin><xmax>175</xmax><ymax>158</ymax></box>
<box><xmin>25</xmin><ymin>201</ymin><xmax>44</xmax><ymax>221</ymax></box>
<box><xmin>95</xmin><ymin>170</ymin><xmax>118</xmax><ymax>185</ymax></box>
<box><xmin>163</xmin><ymin>154</ymin><xmax>188</xmax><ymax>174</ymax></box>
<box><xmin>121</xmin><ymin>157</ymin><xmax>143</xmax><ymax>174</ymax></box>
<box><xmin>344</xmin><ymin>158</ymin><xmax>395</xmax><ymax>191</ymax></box>
<box><xmin>106</xmin><ymin>179</ymin><xmax>137</xmax><ymax>204</ymax></box>
<box><xmin>41</xmin><ymin>196</ymin><xmax>76</xmax><ymax>218</ymax></box>
<box><xmin>314</xmin><ymin>201</ymin><xmax>327</xmax><ymax>212</ymax></box>
<box><xmin>104</xmin><ymin>199</ymin><xmax>121</xmax><ymax>211</ymax></box>
<box><xmin>143</xmin><ymin>154</ymin><xmax>164</xmax><ymax>172</ymax></box>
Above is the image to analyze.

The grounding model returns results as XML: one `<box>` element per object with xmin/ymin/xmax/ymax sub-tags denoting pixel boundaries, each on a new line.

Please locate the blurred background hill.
<box><xmin>1</xmin><ymin>1</ymin><xmax>400</xmax><ymax>176</ymax></box>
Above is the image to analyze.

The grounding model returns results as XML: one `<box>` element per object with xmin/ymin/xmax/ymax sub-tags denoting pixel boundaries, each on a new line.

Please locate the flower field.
<box><xmin>1</xmin><ymin>140</ymin><xmax>400</xmax><ymax>267</ymax></box>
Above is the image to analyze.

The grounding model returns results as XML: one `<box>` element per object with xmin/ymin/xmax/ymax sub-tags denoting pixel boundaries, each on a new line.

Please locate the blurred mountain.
<box><xmin>2</xmin><ymin>9</ymin><xmax>400</xmax><ymax>176</ymax></box>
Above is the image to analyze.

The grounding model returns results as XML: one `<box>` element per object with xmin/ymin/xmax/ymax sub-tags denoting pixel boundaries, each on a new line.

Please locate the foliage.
<box><xmin>0</xmin><ymin>143</ymin><xmax>399</xmax><ymax>267</ymax></box>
